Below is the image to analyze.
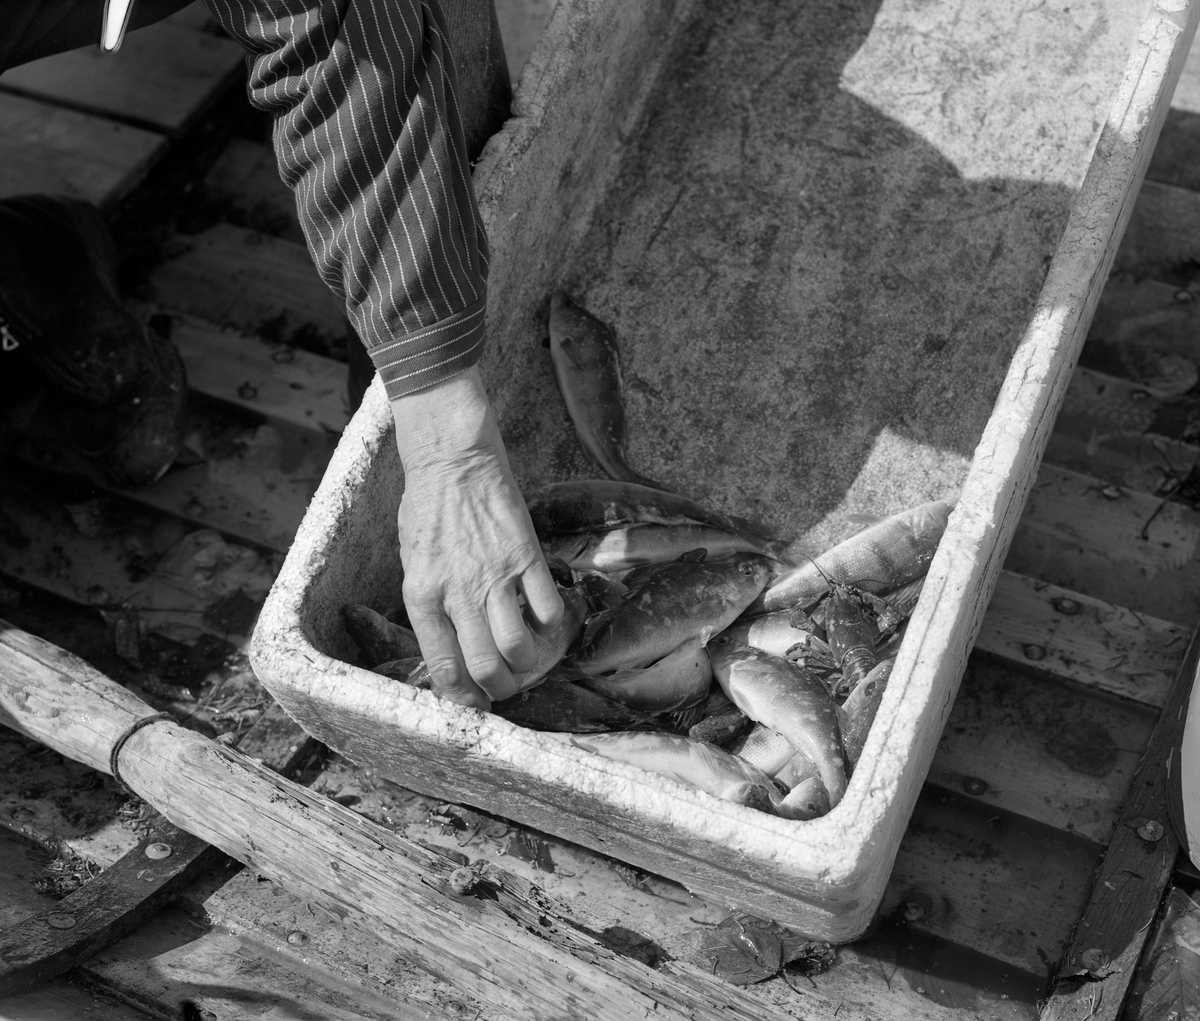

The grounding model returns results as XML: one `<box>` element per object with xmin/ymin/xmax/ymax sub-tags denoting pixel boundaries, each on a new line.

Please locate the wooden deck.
<box><xmin>2</xmin><ymin>2</ymin><xmax>1200</xmax><ymax>1019</ymax></box>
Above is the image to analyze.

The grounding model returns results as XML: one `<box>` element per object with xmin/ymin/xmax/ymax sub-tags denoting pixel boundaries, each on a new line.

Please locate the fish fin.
<box><xmin>678</xmin><ymin>547</ymin><xmax>708</xmax><ymax>562</ymax></box>
<box><xmin>843</xmin><ymin>513</ymin><xmax>883</xmax><ymax>529</ymax></box>
<box><xmin>578</xmin><ymin>606</ymin><xmax>618</xmax><ymax>649</ymax></box>
<box><xmin>776</xmin><ymin>538</ymin><xmax>821</xmax><ymax>566</ymax></box>
<box><xmin>543</xmin><ymin>556</ymin><xmax>575</xmax><ymax>587</ymax></box>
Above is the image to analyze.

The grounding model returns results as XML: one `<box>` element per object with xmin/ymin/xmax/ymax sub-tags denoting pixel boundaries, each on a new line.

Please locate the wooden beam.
<box><xmin>0</xmin><ymin>20</ymin><xmax>244</xmax><ymax>135</ymax></box>
<box><xmin>1039</xmin><ymin>622</ymin><xmax>1199</xmax><ymax>1021</ymax></box>
<box><xmin>148</xmin><ymin>223</ymin><xmax>352</xmax><ymax>349</ymax></box>
<box><xmin>975</xmin><ymin>568</ymin><xmax>1187</xmax><ymax>709</ymax></box>
<box><xmin>0</xmin><ymin>92</ymin><xmax>163</xmax><ymax>207</ymax></box>
<box><xmin>0</xmin><ymin>703</ymin><xmax>315</xmax><ymax>996</ymax></box>
<box><xmin>167</xmin><ymin>311</ymin><xmax>351</xmax><ymax>434</ymax></box>
<box><xmin>1007</xmin><ymin>462</ymin><xmax>1200</xmax><ymax>628</ymax></box>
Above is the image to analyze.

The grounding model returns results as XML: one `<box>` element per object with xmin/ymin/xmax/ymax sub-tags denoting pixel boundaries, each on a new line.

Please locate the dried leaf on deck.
<box><xmin>1125</xmin><ymin>887</ymin><xmax>1200</xmax><ymax>1021</ymax></box>
<box><xmin>691</xmin><ymin>912</ymin><xmax>833</xmax><ymax>985</ymax></box>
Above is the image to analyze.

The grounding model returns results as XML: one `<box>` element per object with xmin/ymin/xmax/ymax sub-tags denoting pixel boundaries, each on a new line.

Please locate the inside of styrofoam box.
<box><xmin>298</xmin><ymin>0</ymin><xmax>1149</xmax><ymax>667</ymax></box>
<box><xmin>470</xmin><ymin>0</ymin><xmax>1143</xmax><ymax>544</ymax></box>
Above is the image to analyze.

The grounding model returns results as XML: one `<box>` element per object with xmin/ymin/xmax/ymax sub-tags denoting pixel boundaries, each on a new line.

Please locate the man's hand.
<box><xmin>390</xmin><ymin>366</ymin><xmax>563</xmax><ymax>709</ymax></box>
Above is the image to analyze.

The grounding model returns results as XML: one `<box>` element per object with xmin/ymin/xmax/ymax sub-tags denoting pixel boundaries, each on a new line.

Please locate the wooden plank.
<box><xmin>0</xmin><ymin>690</ymin><xmax>314</xmax><ymax>998</ymax></box>
<box><xmin>888</xmin><ymin>789</ymin><xmax>1103</xmax><ymax>981</ymax></box>
<box><xmin>1114</xmin><ymin>179</ymin><xmax>1200</xmax><ymax>282</ymax></box>
<box><xmin>928</xmin><ymin>656</ymin><xmax>1156</xmax><ymax>844</ymax></box>
<box><xmin>975</xmin><ymin>570</ymin><xmax>1187</xmax><ymax>709</ymax></box>
<box><xmin>148</xmin><ymin>223</ymin><xmax>352</xmax><ymax>352</ymax></box>
<box><xmin>81</xmin><ymin>905</ymin><xmax>430</xmax><ymax>1021</ymax></box>
<box><xmin>0</xmin><ymin>93</ymin><xmax>163</xmax><ymax>208</ymax></box>
<box><xmin>1086</xmin><ymin>275</ymin><xmax>1200</xmax><ymax>362</ymax></box>
<box><xmin>125</xmin><ymin>400</ymin><xmax>334</xmax><ymax>555</ymax></box>
<box><xmin>1005</xmin><ymin>462</ymin><xmax>1200</xmax><ymax>627</ymax></box>
<box><xmin>165</xmin><ymin>2</ymin><xmax>221</xmax><ymax>32</ymax></box>
<box><xmin>0</xmin><ymin>21</ymin><xmax>245</xmax><ymax>135</ymax></box>
<box><xmin>0</xmin><ymin>980</ymin><xmax>150</xmax><ymax>1021</ymax></box>
<box><xmin>202</xmin><ymin>137</ymin><xmax>306</xmax><ymax>245</ymax></box>
<box><xmin>0</xmin><ymin>467</ymin><xmax>278</xmax><ymax>646</ymax></box>
<box><xmin>167</xmin><ymin>312</ymin><xmax>351</xmax><ymax>433</ymax></box>
<box><xmin>1039</xmin><ymin>623</ymin><xmax>1199</xmax><ymax>1021</ymax></box>
<box><xmin>1045</xmin><ymin>366</ymin><xmax>1197</xmax><ymax>498</ymax></box>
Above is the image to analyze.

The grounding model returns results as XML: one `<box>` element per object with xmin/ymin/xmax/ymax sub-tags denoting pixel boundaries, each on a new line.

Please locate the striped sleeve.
<box><xmin>203</xmin><ymin>0</ymin><xmax>489</xmax><ymax>399</ymax></box>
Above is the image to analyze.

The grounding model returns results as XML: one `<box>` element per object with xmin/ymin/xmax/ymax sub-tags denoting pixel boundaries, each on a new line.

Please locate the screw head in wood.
<box><xmin>1023</xmin><ymin>644</ymin><xmax>1046</xmax><ymax>661</ymax></box>
<box><xmin>448</xmin><ymin>867</ymin><xmax>476</xmax><ymax>895</ymax></box>
<box><xmin>45</xmin><ymin>913</ymin><xmax>76</xmax><ymax>929</ymax></box>
<box><xmin>1137</xmin><ymin>819</ymin><xmax>1164</xmax><ymax>842</ymax></box>
<box><xmin>287</xmin><ymin>930</ymin><xmax>309</xmax><ymax>946</ymax></box>
<box><xmin>1079</xmin><ymin>948</ymin><xmax>1109</xmax><ymax>973</ymax></box>
<box><xmin>145</xmin><ymin>842</ymin><xmax>173</xmax><ymax>860</ymax></box>
<box><xmin>1051</xmin><ymin>597</ymin><xmax>1080</xmax><ymax>616</ymax></box>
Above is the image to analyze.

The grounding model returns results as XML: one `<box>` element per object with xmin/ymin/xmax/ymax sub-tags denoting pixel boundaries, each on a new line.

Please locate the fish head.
<box><xmin>706</xmin><ymin>632</ymin><xmax>763</xmax><ymax>674</ymax></box>
<box><xmin>776</xmin><ymin>778</ymin><xmax>831</xmax><ymax>820</ymax></box>
<box><xmin>540</xmin><ymin>533</ymin><xmax>591</xmax><ymax>566</ymax></box>
<box><xmin>730</xmin><ymin>553</ymin><xmax>773</xmax><ymax>588</ymax></box>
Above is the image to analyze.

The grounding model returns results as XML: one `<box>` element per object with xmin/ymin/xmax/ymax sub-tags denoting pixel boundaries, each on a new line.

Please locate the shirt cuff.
<box><xmin>365</xmin><ymin>296</ymin><xmax>487</xmax><ymax>401</ymax></box>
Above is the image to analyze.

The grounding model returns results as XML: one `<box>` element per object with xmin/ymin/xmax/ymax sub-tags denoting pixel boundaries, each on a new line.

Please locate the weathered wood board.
<box><xmin>1006</xmin><ymin>462</ymin><xmax>1200</xmax><ymax>627</ymax></box>
<box><xmin>0</xmin><ymin>467</ymin><xmax>278</xmax><ymax>646</ymax></box>
<box><xmin>167</xmin><ymin>312</ymin><xmax>351</xmax><ymax>434</ymax></box>
<box><xmin>0</xmin><ymin>93</ymin><xmax>163</xmax><ymax>207</ymax></box>
<box><xmin>252</xmin><ymin>0</ymin><xmax>1200</xmax><ymax>940</ymax></box>
<box><xmin>0</xmin><ymin>20</ymin><xmax>244</xmax><ymax>134</ymax></box>
<box><xmin>147</xmin><ymin>223</ymin><xmax>353</xmax><ymax>352</ymax></box>
<box><xmin>975</xmin><ymin>570</ymin><xmax>1187</xmax><ymax>708</ymax></box>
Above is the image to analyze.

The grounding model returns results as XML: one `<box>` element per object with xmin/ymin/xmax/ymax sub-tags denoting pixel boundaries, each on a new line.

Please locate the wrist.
<box><xmin>390</xmin><ymin>366</ymin><xmax>504</xmax><ymax>475</ymax></box>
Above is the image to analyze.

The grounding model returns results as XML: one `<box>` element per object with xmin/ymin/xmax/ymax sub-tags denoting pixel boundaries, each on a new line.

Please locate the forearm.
<box><xmin>204</xmin><ymin>0</ymin><xmax>490</xmax><ymax>397</ymax></box>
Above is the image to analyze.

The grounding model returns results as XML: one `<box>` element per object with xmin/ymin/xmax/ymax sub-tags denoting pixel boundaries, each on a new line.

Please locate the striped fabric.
<box><xmin>204</xmin><ymin>0</ymin><xmax>490</xmax><ymax>399</ymax></box>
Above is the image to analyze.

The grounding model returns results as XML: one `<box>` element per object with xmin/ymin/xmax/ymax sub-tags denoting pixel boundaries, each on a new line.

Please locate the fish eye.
<box><xmin>716</xmin><ymin>635</ymin><xmax>731</xmax><ymax>646</ymax></box>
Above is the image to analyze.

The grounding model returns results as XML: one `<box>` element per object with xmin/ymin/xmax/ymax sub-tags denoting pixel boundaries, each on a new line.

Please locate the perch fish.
<box><xmin>757</xmin><ymin>500</ymin><xmax>952</xmax><ymax>612</ymax></box>
<box><xmin>571</xmin><ymin>732</ymin><xmax>780</xmax><ymax>813</ymax></box>
<box><xmin>543</xmin><ymin>522</ymin><xmax>795</xmax><ymax>574</ymax></box>
<box><xmin>566</xmin><ymin>553</ymin><xmax>771</xmax><ymax>675</ymax></box>
<box><xmin>709</xmin><ymin>637</ymin><xmax>847</xmax><ymax>807</ymax></box>
<box><xmin>549</xmin><ymin>293</ymin><xmax>660</xmax><ymax>488</ymax></box>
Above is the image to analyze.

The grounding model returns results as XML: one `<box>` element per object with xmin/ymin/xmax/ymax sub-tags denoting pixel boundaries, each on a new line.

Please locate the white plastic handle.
<box><xmin>101</xmin><ymin>0</ymin><xmax>136</xmax><ymax>53</ymax></box>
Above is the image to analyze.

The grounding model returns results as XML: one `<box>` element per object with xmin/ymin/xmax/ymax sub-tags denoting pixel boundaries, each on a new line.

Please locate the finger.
<box><xmin>406</xmin><ymin>607</ymin><xmax>491</xmax><ymax>710</ymax></box>
<box><xmin>453</xmin><ymin>608</ymin><xmax>523</xmax><ymax>702</ymax></box>
<box><xmin>486</xmin><ymin>584</ymin><xmax>538</xmax><ymax>675</ymax></box>
<box><xmin>520</xmin><ymin>556</ymin><xmax>565</xmax><ymax>631</ymax></box>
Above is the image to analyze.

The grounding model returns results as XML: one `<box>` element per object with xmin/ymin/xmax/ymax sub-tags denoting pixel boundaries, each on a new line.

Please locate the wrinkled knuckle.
<box><xmin>463</xmin><ymin>651</ymin><xmax>505</xmax><ymax>685</ymax></box>
<box><xmin>402</xmin><ymin>578</ymin><xmax>442</xmax><ymax>612</ymax></box>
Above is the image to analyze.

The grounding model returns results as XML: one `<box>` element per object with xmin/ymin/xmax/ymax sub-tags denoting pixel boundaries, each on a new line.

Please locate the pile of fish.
<box><xmin>341</xmin><ymin>294</ymin><xmax>953</xmax><ymax>821</ymax></box>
